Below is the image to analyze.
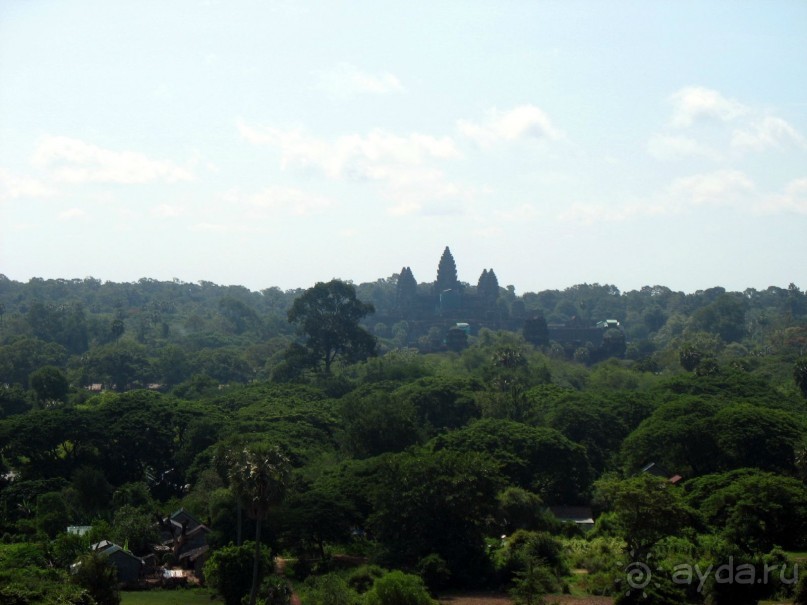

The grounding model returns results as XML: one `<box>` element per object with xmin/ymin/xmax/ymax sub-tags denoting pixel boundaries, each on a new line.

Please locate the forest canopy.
<box><xmin>1</xmin><ymin>270</ymin><xmax>806</xmax><ymax>604</ymax></box>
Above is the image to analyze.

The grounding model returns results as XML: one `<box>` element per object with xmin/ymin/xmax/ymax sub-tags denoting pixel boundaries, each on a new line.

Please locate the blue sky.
<box><xmin>1</xmin><ymin>0</ymin><xmax>805</xmax><ymax>293</ymax></box>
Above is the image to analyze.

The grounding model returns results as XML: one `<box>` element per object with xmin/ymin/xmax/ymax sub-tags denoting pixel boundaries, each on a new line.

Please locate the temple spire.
<box><xmin>435</xmin><ymin>246</ymin><xmax>459</xmax><ymax>293</ymax></box>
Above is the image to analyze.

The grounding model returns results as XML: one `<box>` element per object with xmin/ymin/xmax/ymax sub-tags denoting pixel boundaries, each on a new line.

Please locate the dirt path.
<box><xmin>273</xmin><ymin>557</ymin><xmax>301</xmax><ymax>605</ymax></box>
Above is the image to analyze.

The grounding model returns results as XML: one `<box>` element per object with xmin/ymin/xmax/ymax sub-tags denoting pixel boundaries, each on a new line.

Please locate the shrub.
<box><xmin>364</xmin><ymin>570</ymin><xmax>435</xmax><ymax>605</ymax></box>
<box><xmin>347</xmin><ymin>564</ymin><xmax>386</xmax><ymax>593</ymax></box>
<box><xmin>204</xmin><ymin>542</ymin><xmax>271</xmax><ymax>605</ymax></box>
<box><xmin>71</xmin><ymin>551</ymin><xmax>120</xmax><ymax>605</ymax></box>
<box><xmin>261</xmin><ymin>575</ymin><xmax>292</xmax><ymax>605</ymax></box>
<box><xmin>301</xmin><ymin>573</ymin><xmax>358</xmax><ymax>605</ymax></box>
<box><xmin>416</xmin><ymin>553</ymin><xmax>451</xmax><ymax>592</ymax></box>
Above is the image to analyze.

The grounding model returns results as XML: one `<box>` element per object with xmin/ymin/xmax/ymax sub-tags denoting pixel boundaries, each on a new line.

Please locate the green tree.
<box><xmin>679</xmin><ymin>344</ymin><xmax>703</xmax><ymax>372</ymax></box>
<box><xmin>280</xmin><ymin>485</ymin><xmax>357</xmax><ymax>558</ymax></box>
<box><xmin>369</xmin><ymin>449</ymin><xmax>502</xmax><ymax>583</ymax></box>
<box><xmin>86</xmin><ymin>340</ymin><xmax>151</xmax><ymax>390</ymax></box>
<box><xmin>110</xmin><ymin>317</ymin><xmax>125</xmax><ymax>341</ymax></box>
<box><xmin>600</xmin><ymin>328</ymin><xmax>626</xmax><ymax>359</ymax></box>
<box><xmin>227</xmin><ymin>444</ymin><xmax>291</xmax><ymax>605</ymax></box>
<box><xmin>340</xmin><ymin>390</ymin><xmax>420</xmax><ymax>458</ymax></box>
<box><xmin>36</xmin><ymin>491</ymin><xmax>70</xmax><ymax>537</ymax></box>
<box><xmin>496</xmin><ymin>487</ymin><xmax>550</xmax><ymax>533</ymax></box>
<box><xmin>286</xmin><ymin>279</ymin><xmax>376</xmax><ymax>374</ymax></box>
<box><xmin>29</xmin><ymin>365</ymin><xmax>70</xmax><ymax>406</ymax></box>
<box><xmin>445</xmin><ymin>327</ymin><xmax>468</xmax><ymax>352</ymax></box>
<box><xmin>690</xmin><ymin>294</ymin><xmax>746</xmax><ymax>342</ymax></box>
<box><xmin>71</xmin><ymin>551</ymin><xmax>120</xmax><ymax>605</ymax></box>
<box><xmin>430</xmin><ymin>418</ymin><xmax>592</xmax><ymax>503</ymax></box>
<box><xmin>302</xmin><ymin>573</ymin><xmax>358</xmax><ymax>605</ymax></box>
<box><xmin>795</xmin><ymin>356</ymin><xmax>807</xmax><ymax>398</ymax></box>
<box><xmin>219</xmin><ymin>297</ymin><xmax>262</xmax><ymax>335</ymax></box>
<box><xmin>111</xmin><ymin>505</ymin><xmax>160</xmax><ymax>556</ymax></box>
<box><xmin>205</xmin><ymin>541</ymin><xmax>270</xmax><ymax>605</ymax></box>
<box><xmin>619</xmin><ymin>397</ymin><xmax>722</xmax><ymax>476</ymax></box>
<box><xmin>693</xmin><ymin>470</ymin><xmax>807</xmax><ymax>552</ymax></box>
<box><xmin>593</xmin><ymin>474</ymin><xmax>695</xmax><ymax>556</ymax></box>
<box><xmin>71</xmin><ymin>466</ymin><xmax>112</xmax><ymax>520</ymax></box>
<box><xmin>364</xmin><ymin>570</ymin><xmax>435</xmax><ymax>605</ymax></box>
<box><xmin>394</xmin><ymin>376</ymin><xmax>481</xmax><ymax>437</ymax></box>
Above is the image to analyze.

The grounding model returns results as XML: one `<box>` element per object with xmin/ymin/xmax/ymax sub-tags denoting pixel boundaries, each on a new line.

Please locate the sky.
<box><xmin>1</xmin><ymin>0</ymin><xmax>806</xmax><ymax>295</ymax></box>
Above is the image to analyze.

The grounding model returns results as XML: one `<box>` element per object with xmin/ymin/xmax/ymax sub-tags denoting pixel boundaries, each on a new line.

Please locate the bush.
<box><xmin>71</xmin><ymin>551</ymin><xmax>120</xmax><ymax>605</ymax></box>
<box><xmin>204</xmin><ymin>542</ymin><xmax>271</xmax><ymax>605</ymax></box>
<box><xmin>794</xmin><ymin>571</ymin><xmax>807</xmax><ymax>605</ymax></box>
<box><xmin>416</xmin><ymin>553</ymin><xmax>451</xmax><ymax>592</ymax></box>
<box><xmin>301</xmin><ymin>573</ymin><xmax>358</xmax><ymax>605</ymax></box>
<box><xmin>510</xmin><ymin>562</ymin><xmax>553</xmax><ymax>605</ymax></box>
<box><xmin>347</xmin><ymin>564</ymin><xmax>386</xmax><ymax>593</ymax></box>
<box><xmin>261</xmin><ymin>575</ymin><xmax>292</xmax><ymax>605</ymax></box>
<box><xmin>364</xmin><ymin>570</ymin><xmax>435</xmax><ymax>605</ymax></box>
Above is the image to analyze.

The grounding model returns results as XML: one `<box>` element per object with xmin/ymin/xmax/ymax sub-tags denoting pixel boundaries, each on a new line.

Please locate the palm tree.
<box><xmin>227</xmin><ymin>444</ymin><xmax>291</xmax><ymax>605</ymax></box>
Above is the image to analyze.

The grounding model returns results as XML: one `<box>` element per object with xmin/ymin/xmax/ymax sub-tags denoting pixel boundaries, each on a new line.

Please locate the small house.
<box><xmin>549</xmin><ymin>505</ymin><xmax>595</xmax><ymax>530</ymax></box>
<box><xmin>157</xmin><ymin>508</ymin><xmax>211</xmax><ymax>563</ymax></box>
<box><xmin>81</xmin><ymin>541</ymin><xmax>144</xmax><ymax>585</ymax></box>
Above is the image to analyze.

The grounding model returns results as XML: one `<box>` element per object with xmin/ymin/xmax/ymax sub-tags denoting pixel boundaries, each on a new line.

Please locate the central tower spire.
<box><xmin>435</xmin><ymin>246</ymin><xmax>459</xmax><ymax>293</ymax></box>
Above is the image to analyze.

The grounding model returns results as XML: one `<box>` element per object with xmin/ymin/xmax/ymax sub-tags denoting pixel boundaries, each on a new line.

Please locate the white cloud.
<box><xmin>668</xmin><ymin>169</ymin><xmax>755</xmax><ymax>208</ymax></box>
<box><xmin>188</xmin><ymin>222</ymin><xmax>264</xmax><ymax>234</ymax></box>
<box><xmin>558</xmin><ymin>170</ymin><xmax>757</xmax><ymax>224</ymax></box>
<box><xmin>670</xmin><ymin>86</ymin><xmax>747</xmax><ymax>128</ymax></box>
<box><xmin>237</xmin><ymin>120</ymin><xmax>472</xmax><ymax>215</ymax></box>
<box><xmin>151</xmin><ymin>204</ymin><xmax>186</xmax><ymax>218</ymax></box>
<box><xmin>557</xmin><ymin>201</ymin><xmax>667</xmax><ymax>224</ymax></box>
<box><xmin>731</xmin><ymin>116</ymin><xmax>807</xmax><ymax>152</ymax></box>
<box><xmin>661</xmin><ymin>87</ymin><xmax>805</xmax><ymax>157</ymax></box>
<box><xmin>246</xmin><ymin>186</ymin><xmax>334</xmax><ymax>216</ymax></box>
<box><xmin>0</xmin><ymin>168</ymin><xmax>55</xmax><ymax>201</ymax></box>
<box><xmin>457</xmin><ymin>105</ymin><xmax>563</xmax><ymax>147</ymax></box>
<box><xmin>237</xmin><ymin>121</ymin><xmax>460</xmax><ymax>181</ymax></box>
<box><xmin>495</xmin><ymin>203</ymin><xmax>543</xmax><ymax>221</ymax></box>
<box><xmin>58</xmin><ymin>208</ymin><xmax>86</xmax><ymax>220</ymax></box>
<box><xmin>473</xmin><ymin>226</ymin><xmax>504</xmax><ymax>238</ymax></box>
<box><xmin>32</xmin><ymin>136</ymin><xmax>194</xmax><ymax>184</ymax></box>
<box><xmin>388</xmin><ymin>201</ymin><xmax>422</xmax><ymax>216</ymax></box>
<box><xmin>315</xmin><ymin>62</ymin><xmax>404</xmax><ymax>97</ymax></box>
<box><xmin>760</xmin><ymin>178</ymin><xmax>807</xmax><ymax>215</ymax></box>
<box><xmin>647</xmin><ymin>134</ymin><xmax>722</xmax><ymax>160</ymax></box>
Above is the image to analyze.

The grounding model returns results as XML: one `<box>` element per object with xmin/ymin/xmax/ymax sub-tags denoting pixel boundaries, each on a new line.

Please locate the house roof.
<box><xmin>90</xmin><ymin>540</ymin><xmax>143</xmax><ymax>563</ymax></box>
<box><xmin>178</xmin><ymin>544</ymin><xmax>210</xmax><ymax>562</ymax></box>
<box><xmin>170</xmin><ymin>508</ymin><xmax>202</xmax><ymax>527</ymax></box>
<box><xmin>186</xmin><ymin>523</ymin><xmax>211</xmax><ymax>538</ymax></box>
<box><xmin>549</xmin><ymin>505</ymin><xmax>595</xmax><ymax>524</ymax></box>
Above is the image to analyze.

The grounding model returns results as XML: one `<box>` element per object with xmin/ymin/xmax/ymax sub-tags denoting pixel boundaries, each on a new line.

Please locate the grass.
<box><xmin>121</xmin><ymin>588</ymin><xmax>219</xmax><ymax>605</ymax></box>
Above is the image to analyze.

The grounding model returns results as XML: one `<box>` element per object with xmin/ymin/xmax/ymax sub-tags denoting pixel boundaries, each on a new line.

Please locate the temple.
<box><xmin>381</xmin><ymin>247</ymin><xmax>623</xmax><ymax>357</ymax></box>
<box><xmin>394</xmin><ymin>247</ymin><xmax>504</xmax><ymax>322</ymax></box>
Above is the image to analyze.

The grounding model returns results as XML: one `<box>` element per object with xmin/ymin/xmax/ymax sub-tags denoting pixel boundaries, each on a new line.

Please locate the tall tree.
<box><xmin>286</xmin><ymin>279</ymin><xmax>376</xmax><ymax>374</ymax></box>
<box><xmin>29</xmin><ymin>365</ymin><xmax>69</xmax><ymax>406</ymax></box>
<box><xmin>435</xmin><ymin>246</ymin><xmax>459</xmax><ymax>293</ymax></box>
<box><xmin>227</xmin><ymin>444</ymin><xmax>291</xmax><ymax>605</ymax></box>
